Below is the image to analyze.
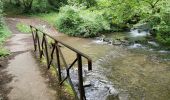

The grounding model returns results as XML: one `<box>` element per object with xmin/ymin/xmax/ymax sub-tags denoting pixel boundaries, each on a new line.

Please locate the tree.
<box><xmin>21</xmin><ymin>0</ymin><xmax>34</xmax><ymax>12</ymax></box>
<box><xmin>47</xmin><ymin>0</ymin><xmax>68</xmax><ymax>9</ymax></box>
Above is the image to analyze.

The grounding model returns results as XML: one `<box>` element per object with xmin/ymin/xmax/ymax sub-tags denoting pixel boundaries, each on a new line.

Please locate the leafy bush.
<box><xmin>147</xmin><ymin>14</ymin><xmax>161</xmax><ymax>28</ymax></box>
<box><xmin>56</xmin><ymin>6</ymin><xmax>82</xmax><ymax>36</ymax></box>
<box><xmin>56</xmin><ymin>5</ymin><xmax>110</xmax><ymax>37</ymax></box>
<box><xmin>155</xmin><ymin>12</ymin><xmax>170</xmax><ymax>45</ymax></box>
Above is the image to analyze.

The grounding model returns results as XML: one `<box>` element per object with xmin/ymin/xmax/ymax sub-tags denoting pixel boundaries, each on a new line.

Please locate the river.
<box><xmin>53</xmin><ymin>29</ymin><xmax>170</xmax><ymax>100</ymax></box>
<box><xmin>20</xmin><ymin>17</ymin><xmax>170</xmax><ymax>100</ymax></box>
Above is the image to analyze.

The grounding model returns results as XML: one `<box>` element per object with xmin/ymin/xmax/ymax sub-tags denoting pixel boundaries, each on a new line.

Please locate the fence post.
<box><xmin>44</xmin><ymin>34</ymin><xmax>50</xmax><ymax>69</ymax></box>
<box><xmin>88</xmin><ymin>60</ymin><xmax>92</xmax><ymax>71</ymax></box>
<box><xmin>77</xmin><ymin>54</ymin><xmax>85</xmax><ymax>100</ymax></box>
<box><xmin>56</xmin><ymin>41</ymin><xmax>62</xmax><ymax>82</ymax></box>
<box><xmin>30</xmin><ymin>26</ymin><xmax>36</xmax><ymax>51</ymax></box>
<box><xmin>35</xmin><ymin>29</ymin><xmax>42</xmax><ymax>58</ymax></box>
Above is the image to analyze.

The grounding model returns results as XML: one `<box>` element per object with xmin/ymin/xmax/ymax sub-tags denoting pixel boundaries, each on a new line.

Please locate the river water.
<box><xmin>51</xmin><ymin>29</ymin><xmax>170</xmax><ymax>100</ymax></box>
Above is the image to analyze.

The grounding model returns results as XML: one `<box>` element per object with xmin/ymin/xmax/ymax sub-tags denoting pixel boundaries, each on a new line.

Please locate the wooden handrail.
<box><xmin>30</xmin><ymin>26</ymin><xmax>92</xmax><ymax>59</ymax></box>
<box><xmin>30</xmin><ymin>25</ymin><xmax>92</xmax><ymax>100</ymax></box>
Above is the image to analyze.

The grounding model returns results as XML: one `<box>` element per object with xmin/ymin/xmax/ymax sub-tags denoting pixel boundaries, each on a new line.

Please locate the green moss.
<box><xmin>16</xmin><ymin>23</ymin><xmax>31</xmax><ymax>33</ymax></box>
<box><xmin>63</xmin><ymin>82</ymin><xmax>75</xmax><ymax>97</ymax></box>
<box><xmin>40</xmin><ymin>56</ymin><xmax>47</xmax><ymax>64</ymax></box>
<box><xmin>50</xmin><ymin>66</ymin><xmax>57</xmax><ymax>76</ymax></box>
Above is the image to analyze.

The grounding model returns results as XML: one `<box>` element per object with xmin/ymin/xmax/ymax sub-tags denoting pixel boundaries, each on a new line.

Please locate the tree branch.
<box><xmin>153</xmin><ymin>0</ymin><xmax>160</xmax><ymax>8</ymax></box>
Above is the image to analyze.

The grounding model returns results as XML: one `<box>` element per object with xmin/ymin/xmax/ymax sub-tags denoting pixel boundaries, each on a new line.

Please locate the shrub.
<box><xmin>155</xmin><ymin>12</ymin><xmax>170</xmax><ymax>45</ymax></box>
<box><xmin>56</xmin><ymin>5</ymin><xmax>110</xmax><ymax>37</ymax></box>
<box><xmin>147</xmin><ymin>14</ymin><xmax>161</xmax><ymax>28</ymax></box>
<box><xmin>156</xmin><ymin>30</ymin><xmax>170</xmax><ymax>46</ymax></box>
<box><xmin>56</xmin><ymin>6</ymin><xmax>82</xmax><ymax>36</ymax></box>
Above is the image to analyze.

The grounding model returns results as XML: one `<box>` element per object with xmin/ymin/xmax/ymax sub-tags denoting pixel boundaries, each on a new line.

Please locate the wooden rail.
<box><xmin>30</xmin><ymin>25</ymin><xmax>92</xmax><ymax>100</ymax></box>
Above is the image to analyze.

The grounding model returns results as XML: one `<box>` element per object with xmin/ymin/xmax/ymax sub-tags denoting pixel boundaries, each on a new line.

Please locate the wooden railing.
<box><xmin>30</xmin><ymin>25</ymin><xmax>92</xmax><ymax>100</ymax></box>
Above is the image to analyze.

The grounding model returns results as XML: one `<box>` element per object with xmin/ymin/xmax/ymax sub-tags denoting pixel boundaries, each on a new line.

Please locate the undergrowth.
<box><xmin>0</xmin><ymin>24</ymin><xmax>11</xmax><ymax>57</ymax></box>
<box><xmin>16</xmin><ymin>23</ymin><xmax>31</xmax><ymax>33</ymax></box>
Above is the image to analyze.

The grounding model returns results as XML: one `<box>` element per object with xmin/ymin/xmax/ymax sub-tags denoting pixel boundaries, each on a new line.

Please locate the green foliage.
<box><xmin>3</xmin><ymin>0</ymin><xmax>169</xmax><ymax>46</ymax></box>
<box><xmin>141</xmin><ymin>0</ymin><xmax>170</xmax><ymax>45</ymax></box>
<box><xmin>0</xmin><ymin>1</ymin><xmax>11</xmax><ymax>57</ymax></box>
<box><xmin>0</xmin><ymin>23</ymin><xmax>11</xmax><ymax>57</ymax></box>
<box><xmin>0</xmin><ymin>24</ymin><xmax>11</xmax><ymax>42</ymax></box>
<box><xmin>3</xmin><ymin>0</ymin><xmax>60</xmax><ymax>14</ymax></box>
<box><xmin>56</xmin><ymin>6</ymin><xmax>110</xmax><ymax>37</ymax></box>
<box><xmin>147</xmin><ymin>14</ymin><xmax>161</xmax><ymax>28</ymax></box>
<box><xmin>68</xmin><ymin>0</ymin><xmax>97</xmax><ymax>8</ymax></box>
<box><xmin>0</xmin><ymin>0</ymin><xmax>3</xmax><ymax>27</ymax></box>
<box><xmin>32</xmin><ymin>0</ymin><xmax>57</xmax><ymax>13</ymax></box>
<box><xmin>112</xmin><ymin>0</ymin><xmax>140</xmax><ymax>24</ymax></box>
<box><xmin>78</xmin><ymin>10</ymin><xmax>110</xmax><ymax>37</ymax></box>
<box><xmin>56</xmin><ymin>5</ymin><xmax>110</xmax><ymax>37</ymax></box>
<box><xmin>155</xmin><ymin>12</ymin><xmax>170</xmax><ymax>45</ymax></box>
<box><xmin>56</xmin><ymin>6</ymin><xmax>82</xmax><ymax>36</ymax></box>
<box><xmin>0</xmin><ymin>47</ymin><xmax>10</xmax><ymax>57</ymax></box>
<box><xmin>16</xmin><ymin>23</ymin><xmax>31</xmax><ymax>33</ymax></box>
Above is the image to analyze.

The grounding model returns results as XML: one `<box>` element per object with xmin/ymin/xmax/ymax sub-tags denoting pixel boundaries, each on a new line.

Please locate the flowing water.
<box><xmin>52</xmin><ymin>29</ymin><xmax>170</xmax><ymax>100</ymax></box>
<box><xmin>20</xmin><ymin>17</ymin><xmax>169</xmax><ymax>100</ymax></box>
<box><xmin>53</xmin><ymin>35</ymin><xmax>115</xmax><ymax>64</ymax></box>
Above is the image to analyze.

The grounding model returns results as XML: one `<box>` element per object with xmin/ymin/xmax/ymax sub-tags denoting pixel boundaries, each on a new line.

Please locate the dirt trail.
<box><xmin>2</xmin><ymin>18</ymin><xmax>57</xmax><ymax>100</ymax></box>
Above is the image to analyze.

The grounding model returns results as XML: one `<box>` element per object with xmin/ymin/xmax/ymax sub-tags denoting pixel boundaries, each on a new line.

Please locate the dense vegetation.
<box><xmin>2</xmin><ymin>0</ymin><xmax>170</xmax><ymax>45</ymax></box>
<box><xmin>0</xmin><ymin>0</ymin><xmax>10</xmax><ymax>57</ymax></box>
<box><xmin>55</xmin><ymin>0</ymin><xmax>170</xmax><ymax>45</ymax></box>
<box><xmin>58</xmin><ymin>0</ymin><xmax>169</xmax><ymax>45</ymax></box>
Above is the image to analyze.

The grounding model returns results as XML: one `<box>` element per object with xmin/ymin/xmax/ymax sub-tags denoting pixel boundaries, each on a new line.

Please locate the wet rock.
<box><xmin>61</xmin><ymin>65</ymin><xmax>119</xmax><ymax>100</ymax></box>
<box><xmin>113</xmin><ymin>40</ymin><xmax>122</xmax><ymax>45</ymax></box>
<box><xmin>96</xmin><ymin>37</ymin><xmax>101</xmax><ymax>40</ymax></box>
<box><xmin>103</xmin><ymin>38</ymin><xmax>111</xmax><ymax>42</ymax></box>
<box><xmin>100</xmin><ymin>80</ymin><xmax>108</xmax><ymax>84</ymax></box>
<box><xmin>109</xmin><ymin>87</ymin><xmax>119</xmax><ymax>96</ymax></box>
<box><xmin>108</xmin><ymin>40</ymin><xmax>114</xmax><ymax>45</ymax></box>
<box><xmin>83</xmin><ymin>81</ymin><xmax>91</xmax><ymax>87</ymax></box>
<box><xmin>42</xmin><ymin>25</ymin><xmax>46</xmax><ymax>28</ymax></box>
<box><xmin>121</xmin><ymin>40</ymin><xmax>130</xmax><ymax>46</ymax></box>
